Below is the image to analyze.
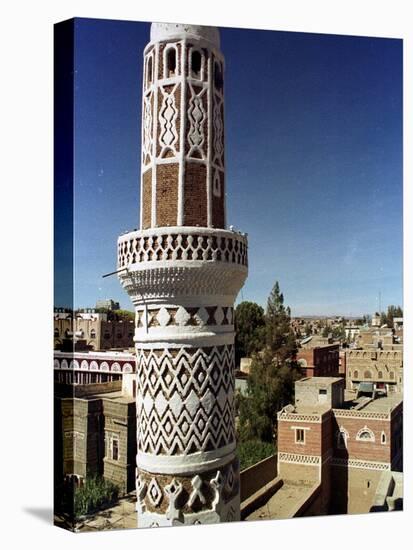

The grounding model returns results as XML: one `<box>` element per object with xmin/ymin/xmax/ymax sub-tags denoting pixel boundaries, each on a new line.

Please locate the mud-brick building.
<box><xmin>296</xmin><ymin>344</ymin><xmax>339</xmax><ymax>378</ymax></box>
<box><xmin>56</xmin><ymin>381</ymin><xmax>136</xmax><ymax>495</ymax></box>
<box><xmin>276</xmin><ymin>377</ymin><xmax>403</xmax><ymax>515</ymax></box>
<box><xmin>346</xmin><ymin>348</ymin><xmax>403</xmax><ymax>394</ymax></box>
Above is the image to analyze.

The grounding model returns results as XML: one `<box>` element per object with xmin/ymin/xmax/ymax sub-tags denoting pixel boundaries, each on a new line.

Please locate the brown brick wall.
<box><xmin>183</xmin><ymin>162</ymin><xmax>207</xmax><ymax>226</ymax></box>
<box><xmin>332</xmin><ymin>415</ymin><xmax>391</xmax><ymax>463</ymax></box>
<box><xmin>156</xmin><ymin>163</ymin><xmax>179</xmax><ymax>226</ymax></box>
<box><xmin>142</xmin><ymin>169</ymin><xmax>152</xmax><ymax>229</ymax></box>
<box><xmin>278</xmin><ymin>418</ymin><xmax>324</xmax><ymax>456</ymax></box>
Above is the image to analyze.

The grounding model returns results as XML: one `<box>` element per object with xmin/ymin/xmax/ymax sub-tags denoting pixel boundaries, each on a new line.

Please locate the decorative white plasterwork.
<box><xmin>278</xmin><ymin>452</ymin><xmax>321</xmax><ymax>465</ymax></box>
<box><xmin>137</xmin><ymin>491</ymin><xmax>239</xmax><ymax>528</ymax></box>
<box><xmin>136</xmin><ymin>344</ymin><xmax>235</xmax><ymax>456</ymax></box>
<box><xmin>158</xmin><ymin>83</ymin><xmax>179</xmax><ymax>155</ymax></box>
<box><xmin>356</xmin><ymin>426</ymin><xmax>376</xmax><ymax>442</ymax></box>
<box><xmin>331</xmin><ymin>458</ymin><xmax>390</xmax><ymax>471</ymax></box>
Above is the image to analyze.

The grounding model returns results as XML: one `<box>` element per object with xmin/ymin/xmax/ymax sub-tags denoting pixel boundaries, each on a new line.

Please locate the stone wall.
<box><xmin>240</xmin><ymin>454</ymin><xmax>277</xmax><ymax>502</ymax></box>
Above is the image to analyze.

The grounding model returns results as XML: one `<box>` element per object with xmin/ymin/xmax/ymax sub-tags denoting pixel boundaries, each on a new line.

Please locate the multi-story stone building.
<box><xmin>345</xmin><ymin>324</ymin><xmax>403</xmax><ymax>394</ymax></box>
<box><xmin>54</xmin><ymin>351</ymin><xmax>137</xmax><ymax>496</ymax></box>
<box><xmin>346</xmin><ymin>348</ymin><xmax>403</xmax><ymax>394</ymax></box>
<box><xmin>54</xmin><ymin>309</ymin><xmax>134</xmax><ymax>351</ymax></box>
<box><xmin>54</xmin><ymin>350</ymin><xmax>136</xmax><ymax>392</ymax></box>
<box><xmin>56</xmin><ymin>382</ymin><xmax>136</xmax><ymax>495</ymax></box>
<box><xmin>117</xmin><ymin>22</ymin><xmax>248</xmax><ymax>527</ymax></box>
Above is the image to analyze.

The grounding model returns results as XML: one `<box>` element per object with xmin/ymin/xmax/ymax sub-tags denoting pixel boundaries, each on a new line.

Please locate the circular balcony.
<box><xmin>117</xmin><ymin>227</ymin><xmax>248</xmax><ymax>304</ymax></box>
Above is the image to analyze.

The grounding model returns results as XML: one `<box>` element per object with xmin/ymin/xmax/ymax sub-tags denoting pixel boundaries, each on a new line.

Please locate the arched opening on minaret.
<box><xmin>191</xmin><ymin>50</ymin><xmax>202</xmax><ymax>79</ymax></box>
<box><xmin>214</xmin><ymin>61</ymin><xmax>223</xmax><ymax>91</ymax></box>
<box><xmin>165</xmin><ymin>47</ymin><xmax>177</xmax><ymax>77</ymax></box>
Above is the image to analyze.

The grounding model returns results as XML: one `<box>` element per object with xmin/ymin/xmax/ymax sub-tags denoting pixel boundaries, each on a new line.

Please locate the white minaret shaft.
<box><xmin>118</xmin><ymin>22</ymin><xmax>248</xmax><ymax>527</ymax></box>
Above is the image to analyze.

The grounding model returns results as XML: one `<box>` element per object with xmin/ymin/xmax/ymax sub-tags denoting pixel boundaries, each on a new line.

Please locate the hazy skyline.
<box><xmin>56</xmin><ymin>18</ymin><xmax>403</xmax><ymax>316</ymax></box>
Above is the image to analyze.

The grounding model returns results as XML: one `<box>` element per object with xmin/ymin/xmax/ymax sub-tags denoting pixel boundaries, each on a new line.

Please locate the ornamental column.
<box><xmin>117</xmin><ymin>22</ymin><xmax>248</xmax><ymax>527</ymax></box>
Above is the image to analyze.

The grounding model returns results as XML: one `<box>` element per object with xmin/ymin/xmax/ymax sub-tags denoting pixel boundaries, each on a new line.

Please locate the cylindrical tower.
<box><xmin>118</xmin><ymin>22</ymin><xmax>248</xmax><ymax>527</ymax></box>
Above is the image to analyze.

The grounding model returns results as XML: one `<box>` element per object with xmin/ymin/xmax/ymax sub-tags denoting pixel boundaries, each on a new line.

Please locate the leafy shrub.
<box><xmin>237</xmin><ymin>439</ymin><xmax>275</xmax><ymax>471</ymax></box>
<box><xmin>74</xmin><ymin>476</ymin><xmax>119</xmax><ymax>518</ymax></box>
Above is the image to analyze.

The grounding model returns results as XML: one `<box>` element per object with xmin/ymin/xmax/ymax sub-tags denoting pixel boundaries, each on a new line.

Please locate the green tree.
<box><xmin>234</xmin><ymin>301</ymin><xmax>265</xmax><ymax>366</ymax></box>
<box><xmin>237</xmin><ymin>281</ymin><xmax>301</xmax><ymax>444</ymax></box>
<box><xmin>380</xmin><ymin>305</ymin><xmax>403</xmax><ymax>328</ymax></box>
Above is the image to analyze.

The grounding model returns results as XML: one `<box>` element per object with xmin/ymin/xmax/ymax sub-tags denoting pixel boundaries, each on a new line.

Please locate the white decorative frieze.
<box><xmin>158</xmin><ymin>85</ymin><xmax>179</xmax><ymax>153</ymax></box>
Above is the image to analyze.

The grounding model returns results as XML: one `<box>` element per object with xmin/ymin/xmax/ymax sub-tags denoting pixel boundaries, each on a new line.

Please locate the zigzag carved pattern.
<box><xmin>136</xmin><ymin>345</ymin><xmax>235</xmax><ymax>455</ymax></box>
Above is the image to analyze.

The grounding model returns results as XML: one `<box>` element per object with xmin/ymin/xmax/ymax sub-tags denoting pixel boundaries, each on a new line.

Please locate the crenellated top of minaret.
<box><xmin>150</xmin><ymin>22</ymin><xmax>220</xmax><ymax>48</ymax></box>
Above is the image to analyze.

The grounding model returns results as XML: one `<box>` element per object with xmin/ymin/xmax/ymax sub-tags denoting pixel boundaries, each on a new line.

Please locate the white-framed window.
<box><xmin>164</xmin><ymin>45</ymin><xmax>178</xmax><ymax>78</ymax></box>
<box><xmin>214</xmin><ymin>60</ymin><xmax>223</xmax><ymax>91</ymax></box>
<box><xmin>189</xmin><ymin>48</ymin><xmax>204</xmax><ymax>80</ymax></box>
<box><xmin>295</xmin><ymin>428</ymin><xmax>306</xmax><ymax>444</ymax></box>
<box><xmin>106</xmin><ymin>432</ymin><xmax>120</xmax><ymax>461</ymax></box>
<box><xmin>356</xmin><ymin>426</ymin><xmax>375</xmax><ymax>442</ymax></box>
<box><xmin>213</xmin><ymin>171</ymin><xmax>221</xmax><ymax>197</ymax></box>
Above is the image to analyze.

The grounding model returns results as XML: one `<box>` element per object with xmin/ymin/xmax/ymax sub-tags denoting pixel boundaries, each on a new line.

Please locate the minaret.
<box><xmin>117</xmin><ymin>22</ymin><xmax>248</xmax><ymax>527</ymax></box>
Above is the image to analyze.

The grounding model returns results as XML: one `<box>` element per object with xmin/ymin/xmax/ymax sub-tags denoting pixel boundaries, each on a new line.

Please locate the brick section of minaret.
<box><xmin>183</xmin><ymin>162</ymin><xmax>208</xmax><ymax>226</ymax></box>
<box><xmin>156</xmin><ymin>164</ymin><xmax>179</xmax><ymax>226</ymax></box>
<box><xmin>142</xmin><ymin>169</ymin><xmax>152</xmax><ymax>229</ymax></box>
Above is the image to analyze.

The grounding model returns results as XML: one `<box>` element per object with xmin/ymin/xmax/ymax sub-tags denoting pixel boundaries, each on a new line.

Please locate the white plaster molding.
<box><xmin>137</xmin><ymin>492</ymin><xmax>239</xmax><ymax>528</ymax></box>
<box><xmin>137</xmin><ymin>446</ymin><xmax>236</xmax><ymax>475</ymax></box>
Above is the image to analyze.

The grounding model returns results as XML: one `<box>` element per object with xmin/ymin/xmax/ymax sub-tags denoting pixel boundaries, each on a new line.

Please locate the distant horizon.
<box><xmin>55</xmin><ymin>297</ymin><xmax>402</xmax><ymax>320</ymax></box>
<box><xmin>55</xmin><ymin>19</ymin><xmax>403</xmax><ymax>316</ymax></box>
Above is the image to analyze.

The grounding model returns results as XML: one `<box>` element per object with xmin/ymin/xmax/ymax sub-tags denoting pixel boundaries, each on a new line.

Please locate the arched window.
<box><xmin>390</xmin><ymin>371</ymin><xmax>395</xmax><ymax>380</ymax></box>
<box><xmin>378</xmin><ymin>371</ymin><xmax>383</xmax><ymax>379</ymax></box>
<box><xmin>214</xmin><ymin>61</ymin><xmax>223</xmax><ymax>90</ymax></box>
<box><xmin>353</xmin><ymin>370</ymin><xmax>358</xmax><ymax>379</ymax></box>
<box><xmin>191</xmin><ymin>49</ymin><xmax>203</xmax><ymax>79</ymax></box>
<box><xmin>356</xmin><ymin>426</ymin><xmax>375</xmax><ymax>442</ymax></box>
<box><xmin>165</xmin><ymin>47</ymin><xmax>177</xmax><ymax>77</ymax></box>
<box><xmin>364</xmin><ymin>370</ymin><xmax>372</xmax><ymax>379</ymax></box>
<box><xmin>381</xmin><ymin>432</ymin><xmax>387</xmax><ymax>445</ymax></box>
<box><xmin>90</xmin><ymin>329</ymin><xmax>96</xmax><ymax>339</ymax></box>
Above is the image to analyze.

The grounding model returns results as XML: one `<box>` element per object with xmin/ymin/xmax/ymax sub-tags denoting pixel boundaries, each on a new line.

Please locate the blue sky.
<box><xmin>59</xmin><ymin>17</ymin><xmax>402</xmax><ymax>316</ymax></box>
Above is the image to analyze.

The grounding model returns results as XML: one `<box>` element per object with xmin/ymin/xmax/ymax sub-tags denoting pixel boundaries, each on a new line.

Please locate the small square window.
<box><xmin>296</xmin><ymin>429</ymin><xmax>305</xmax><ymax>444</ymax></box>
<box><xmin>319</xmin><ymin>389</ymin><xmax>327</xmax><ymax>395</ymax></box>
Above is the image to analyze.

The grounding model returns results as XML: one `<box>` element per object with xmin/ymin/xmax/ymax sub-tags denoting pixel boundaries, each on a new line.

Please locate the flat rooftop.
<box><xmin>297</xmin><ymin>376</ymin><xmax>342</xmax><ymax>385</ymax></box>
<box><xmin>245</xmin><ymin>481</ymin><xmax>319</xmax><ymax>521</ymax></box>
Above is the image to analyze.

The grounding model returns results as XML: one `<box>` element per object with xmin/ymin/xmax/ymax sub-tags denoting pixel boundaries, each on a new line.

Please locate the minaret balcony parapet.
<box><xmin>117</xmin><ymin>227</ymin><xmax>248</xmax><ymax>305</ymax></box>
<box><xmin>117</xmin><ymin>226</ymin><xmax>248</xmax><ymax>270</ymax></box>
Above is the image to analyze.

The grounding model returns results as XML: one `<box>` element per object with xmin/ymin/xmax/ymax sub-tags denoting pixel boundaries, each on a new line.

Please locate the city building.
<box><xmin>54</xmin><ymin>351</ymin><xmax>137</xmax><ymax>496</ymax></box>
<box><xmin>296</xmin><ymin>344</ymin><xmax>339</xmax><ymax>378</ymax></box>
<box><xmin>54</xmin><ymin>308</ymin><xmax>134</xmax><ymax>351</ymax></box>
<box><xmin>245</xmin><ymin>377</ymin><xmax>403</xmax><ymax>520</ymax></box>
<box><xmin>54</xmin><ymin>350</ymin><xmax>136</xmax><ymax>393</ymax></box>
<box><xmin>116</xmin><ymin>22</ymin><xmax>248</xmax><ymax>527</ymax></box>
<box><xmin>96</xmin><ymin>299</ymin><xmax>120</xmax><ymax>310</ymax></box>
<box><xmin>346</xmin><ymin>348</ymin><xmax>403</xmax><ymax>394</ymax></box>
